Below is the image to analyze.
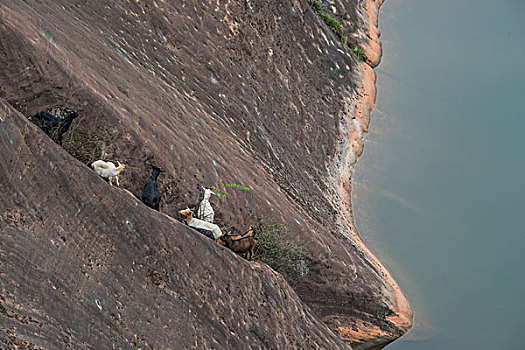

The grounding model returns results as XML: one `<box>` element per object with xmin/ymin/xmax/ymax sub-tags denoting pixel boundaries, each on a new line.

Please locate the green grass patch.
<box><xmin>311</xmin><ymin>0</ymin><xmax>323</xmax><ymax>13</ymax></box>
<box><xmin>352</xmin><ymin>47</ymin><xmax>368</xmax><ymax>61</ymax></box>
<box><xmin>322</xmin><ymin>13</ymin><xmax>343</xmax><ymax>36</ymax></box>
<box><xmin>309</xmin><ymin>1</ymin><xmax>347</xmax><ymax>45</ymax></box>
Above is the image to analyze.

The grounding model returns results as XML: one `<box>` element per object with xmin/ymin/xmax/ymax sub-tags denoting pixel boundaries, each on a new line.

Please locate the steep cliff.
<box><xmin>0</xmin><ymin>0</ymin><xmax>411</xmax><ymax>348</ymax></box>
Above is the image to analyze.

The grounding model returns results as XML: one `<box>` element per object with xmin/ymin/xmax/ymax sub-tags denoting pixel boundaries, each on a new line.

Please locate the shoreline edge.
<box><xmin>335</xmin><ymin>0</ymin><xmax>414</xmax><ymax>346</ymax></box>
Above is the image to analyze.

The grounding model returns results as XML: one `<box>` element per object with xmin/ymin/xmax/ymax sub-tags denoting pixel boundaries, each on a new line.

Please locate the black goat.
<box><xmin>193</xmin><ymin>227</ymin><xmax>215</xmax><ymax>240</ymax></box>
<box><xmin>34</xmin><ymin>108</ymin><xmax>79</xmax><ymax>145</ymax></box>
<box><xmin>141</xmin><ymin>165</ymin><xmax>164</xmax><ymax>211</ymax></box>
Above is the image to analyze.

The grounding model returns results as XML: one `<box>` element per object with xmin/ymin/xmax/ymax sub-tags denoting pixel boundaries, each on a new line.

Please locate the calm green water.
<box><xmin>352</xmin><ymin>0</ymin><xmax>525</xmax><ymax>349</ymax></box>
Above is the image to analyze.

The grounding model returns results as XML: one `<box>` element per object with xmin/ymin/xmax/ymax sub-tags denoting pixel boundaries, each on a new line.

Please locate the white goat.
<box><xmin>91</xmin><ymin>160</ymin><xmax>126</xmax><ymax>186</ymax></box>
<box><xmin>197</xmin><ymin>186</ymin><xmax>216</xmax><ymax>223</ymax></box>
<box><xmin>179</xmin><ymin>208</ymin><xmax>222</xmax><ymax>239</ymax></box>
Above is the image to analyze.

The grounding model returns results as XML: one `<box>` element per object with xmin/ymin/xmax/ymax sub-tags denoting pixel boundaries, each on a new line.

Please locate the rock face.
<box><xmin>0</xmin><ymin>100</ymin><xmax>348</xmax><ymax>349</ymax></box>
<box><xmin>0</xmin><ymin>0</ymin><xmax>411</xmax><ymax>349</ymax></box>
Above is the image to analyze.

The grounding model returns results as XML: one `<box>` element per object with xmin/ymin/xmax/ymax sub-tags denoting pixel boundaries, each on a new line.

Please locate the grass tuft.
<box><xmin>352</xmin><ymin>47</ymin><xmax>368</xmax><ymax>61</ymax></box>
<box><xmin>309</xmin><ymin>1</ymin><xmax>347</xmax><ymax>46</ymax></box>
<box><xmin>311</xmin><ymin>0</ymin><xmax>323</xmax><ymax>13</ymax></box>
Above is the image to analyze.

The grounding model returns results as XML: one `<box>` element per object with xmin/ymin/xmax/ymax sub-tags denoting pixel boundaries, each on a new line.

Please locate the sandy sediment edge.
<box><xmin>334</xmin><ymin>0</ymin><xmax>413</xmax><ymax>345</ymax></box>
<box><xmin>354</xmin><ymin>0</ymin><xmax>413</xmax><ymax>334</ymax></box>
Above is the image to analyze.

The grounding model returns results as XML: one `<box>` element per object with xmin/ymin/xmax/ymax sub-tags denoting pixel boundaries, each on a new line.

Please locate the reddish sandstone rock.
<box><xmin>0</xmin><ymin>0</ymin><xmax>411</xmax><ymax>348</ymax></box>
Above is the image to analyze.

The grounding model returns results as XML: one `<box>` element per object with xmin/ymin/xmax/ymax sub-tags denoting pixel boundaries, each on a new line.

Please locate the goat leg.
<box><xmin>248</xmin><ymin>242</ymin><xmax>255</xmax><ymax>261</ymax></box>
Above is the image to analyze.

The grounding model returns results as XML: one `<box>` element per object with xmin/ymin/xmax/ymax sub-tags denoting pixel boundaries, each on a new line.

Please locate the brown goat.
<box><xmin>216</xmin><ymin>226</ymin><xmax>256</xmax><ymax>246</ymax></box>
<box><xmin>219</xmin><ymin>233</ymin><xmax>257</xmax><ymax>261</ymax></box>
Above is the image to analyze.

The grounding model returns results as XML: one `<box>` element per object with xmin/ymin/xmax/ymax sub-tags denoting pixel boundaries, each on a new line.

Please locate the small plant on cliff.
<box><xmin>210</xmin><ymin>183</ymin><xmax>251</xmax><ymax>199</ymax></box>
<box><xmin>352</xmin><ymin>47</ymin><xmax>368</xmax><ymax>61</ymax></box>
<box><xmin>309</xmin><ymin>1</ymin><xmax>347</xmax><ymax>44</ymax></box>
<box><xmin>311</xmin><ymin>0</ymin><xmax>323</xmax><ymax>13</ymax></box>
<box><xmin>224</xmin><ymin>183</ymin><xmax>251</xmax><ymax>192</ymax></box>
<box><xmin>323</xmin><ymin>13</ymin><xmax>343</xmax><ymax>36</ymax></box>
<box><xmin>210</xmin><ymin>185</ymin><xmax>229</xmax><ymax>199</ymax></box>
<box><xmin>255</xmin><ymin>218</ymin><xmax>309</xmax><ymax>275</ymax></box>
<box><xmin>62</xmin><ymin>125</ymin><xmax>102</xmax><ymax>165</ymax></box>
